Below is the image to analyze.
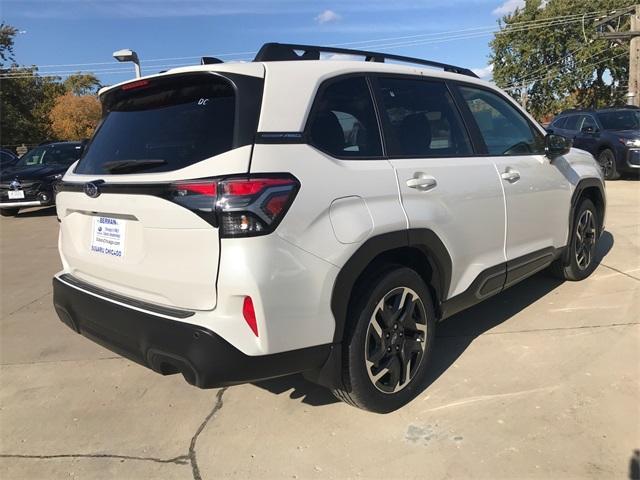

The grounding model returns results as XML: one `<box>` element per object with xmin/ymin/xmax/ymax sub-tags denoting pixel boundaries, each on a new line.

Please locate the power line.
<box><xmin>0</xmin><ymin>11</ymin><xmax>612</xmax><ymax>80</ymax></box>
<box><xmin>502</xmin><ymin>51</ymin><xmax>629</xmax><ymax>91</ymax></box>
<box><xmin>7</xmin><ymin>10</ymin><xmax>608</xmax><ymax>74</ymax></box>
<box><xmin>504</xmin><ymin>43</ymin><xmax>620</xmax><ymax>89</ymax></box>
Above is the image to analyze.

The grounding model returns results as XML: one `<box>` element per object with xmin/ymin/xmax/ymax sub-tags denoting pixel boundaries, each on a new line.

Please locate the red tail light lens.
<box><xmin>242</xmin><ymin>296</ymin><xmax>258</xmax><ymax>337</ymax></box>
<box><xmin>169</xmin><ymin>180</ymin><xmax>218</xmax><ymax>225</ymax></box>
<box><xmin>121</xmin><ymin>79</ymin><xmax>150</xmax><ymax>91</ymax></box>
<box><xmin>216</xmin><ymin>175</ymin><xmax>299</xmax><ymax>237</ymax></box>
<box><xmin>167</xmin><ymin>174</ymin><xmax>299</xmax><ymax>235</ymax></box>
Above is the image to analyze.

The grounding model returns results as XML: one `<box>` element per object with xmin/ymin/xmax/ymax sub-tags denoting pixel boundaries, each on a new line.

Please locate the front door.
<box><xmin>455</xmin><ymin>84</ymin><xmax>571</xmax><ymax>268</ymax></box>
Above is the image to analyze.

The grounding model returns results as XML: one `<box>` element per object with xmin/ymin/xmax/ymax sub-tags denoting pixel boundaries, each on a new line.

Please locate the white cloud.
<box><xmin>472</xmin><ymin>64</ymin><xmax>494</xmax><ymax>79</ymax></box>
<box><xmin>315</xmin><ymin>9</ymin><xmax>341</xmax><ymax>24</ymax></box>
<box><xmin>492</xmin><ymin>0</ymin><xmax>525</xmax><ymax>15</ymax></box>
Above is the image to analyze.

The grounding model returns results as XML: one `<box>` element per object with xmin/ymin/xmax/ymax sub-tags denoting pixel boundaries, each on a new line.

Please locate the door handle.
<box><xmin>501</xmin><ymin>168</ymin><xmax>521</xmax><ymax>183</ymax></box>
<box><xmin>406</xmin><ymin>173</ymin><xmax>437</xmax><ymax>191</ymax></box>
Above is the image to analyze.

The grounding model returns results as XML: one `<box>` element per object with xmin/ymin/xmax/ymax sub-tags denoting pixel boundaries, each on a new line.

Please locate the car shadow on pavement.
<box><xmin>253</xmin><ymin>232</ymin><xmax>614</xmax><ymax>408</ymax></box>
<box><xmin>16</xmin><ymin>206</ymin><xmax>57</xmax><ymax>218</ymax></box>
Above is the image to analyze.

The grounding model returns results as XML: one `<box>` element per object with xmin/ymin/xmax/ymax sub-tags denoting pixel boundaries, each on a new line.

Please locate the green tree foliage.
<box><xmin>490</xmin><ymin>0</ymin><xmax>632</xmax><ymax>120</ymax></box>
<box><xmin>63</xmin><ymin>73</ymin><xmax>102</xmax><ymax>96</ymax></box>
<box><xmin>0</xmin><ymin>24</ymin><xmax>102</xmax><ymax>147</ymax></box>
<box><xmin>1</xmin><ymin>23</ymin><xmax>18</xmax><ymax>66</ymax></box>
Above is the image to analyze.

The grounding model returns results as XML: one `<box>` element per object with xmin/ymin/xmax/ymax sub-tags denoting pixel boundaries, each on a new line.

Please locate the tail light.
<box><xmin>168</xmin><ymin>174</ymin><xmax>299</xmax><ymax>237</ymax></box>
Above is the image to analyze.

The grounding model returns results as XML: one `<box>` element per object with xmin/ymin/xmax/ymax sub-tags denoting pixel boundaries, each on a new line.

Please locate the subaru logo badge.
<box><xmin>9</xmin><ymin>180</ymin><xmax>21</xmax><ymax>191</ymax></box>
<box><xmin>84</xmin><ymin>182</ymin><xmax>100</xmax><ymax>198</ymax></box>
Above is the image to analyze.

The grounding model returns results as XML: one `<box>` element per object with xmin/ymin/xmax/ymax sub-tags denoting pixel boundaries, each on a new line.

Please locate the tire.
<box><xmin>597</xmin><ymin>149</ymin><xmax>620</xmax><ymax>180</ymax></box>
<box><xmin>332</xmin><ymin>266</ymin><xmax>436</xmax><ymax>413</ymax></box>
<box><xmin>0</xmin><ymin>208</ymin><xmax>19</xmax><ymax>217</ymax></box>
<box><xmin>550</xmin><ymin>198</ymin><xmax>599</xmax><ymax>281</ymax></box>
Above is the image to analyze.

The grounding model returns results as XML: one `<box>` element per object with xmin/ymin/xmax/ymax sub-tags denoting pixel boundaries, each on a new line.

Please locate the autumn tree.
<box><xmin>490</xmin><ymin>0</ymin><xmax>632</xmax><ymax>119</ymax></box>
<box><xmin>49</xmin><ymin>93</ymin><xmax>101</xmax><ymax>140</ymax></box>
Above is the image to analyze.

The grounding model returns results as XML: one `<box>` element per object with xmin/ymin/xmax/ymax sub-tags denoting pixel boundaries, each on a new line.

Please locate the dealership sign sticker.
<box><xmin>91</xmin><ymin>216</ymin><xmax>125</xmax><ymax>258</ymax></box>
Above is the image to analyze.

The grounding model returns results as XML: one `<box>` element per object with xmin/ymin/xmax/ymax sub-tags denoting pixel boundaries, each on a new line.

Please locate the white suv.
<box><xmin>53</xmin><ymin>43</ymin><xmax>606</xmax><ymax>413</ymax></box>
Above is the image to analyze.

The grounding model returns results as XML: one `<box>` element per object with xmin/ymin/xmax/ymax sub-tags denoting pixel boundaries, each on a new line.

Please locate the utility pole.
<box><xmin>595</xmin><ymin>5</ymin><xmax>640</xmax><ymax>106</ymax></box>
<box><xmin>520</xmin><ymin>82</ymin><xmax>528</xmax><ymax>108</ymax></box>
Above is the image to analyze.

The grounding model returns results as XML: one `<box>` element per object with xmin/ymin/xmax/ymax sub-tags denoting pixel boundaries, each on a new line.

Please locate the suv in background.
<box><xmin>52</xmin><ymin>43</ymin><xmax>606</xmax><ymax>412</ymax></box>
<box><xmin>0</xmin><ymin>148</ymin><xmax>20</xmax><ymax>171</ymax></box>
<box><xmin>0</xmin><ymin>141</ymin><xmax>84</xmax><ymax>217</ymax></box>
<box><xmin>548</xmin><ymin>106</ymin><xmax>640</xmax><ymax>180</ymax></box>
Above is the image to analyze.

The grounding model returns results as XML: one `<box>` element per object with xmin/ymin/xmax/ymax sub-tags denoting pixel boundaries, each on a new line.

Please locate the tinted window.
<box><xmin>597</xmin><ymin>110</ymin><xmax>640</xmax><ymax>130</ymax></box>
<box><xmin>460</xmin><ymin>86</ymin><xmax>545</xmax><ymax>155</ymax></box>
<box><xmin>564</xmin><ymin>115</ymin><xmax>580</xmax><ymax>131</ymax></box>
<box><xmin>580</xmin><ymin>115</ymin><xmax>597</xmax><ymax>131</ymax></box>
<box><xmin>552</xmin><ymin>116</ymin><xmax>567</xmax><ymax>128</ymax></box>
<box><xmin>308</xmin><ymin>76</ymin><xmax>382</xmax><ymax>158</ymax></box>
<box><xmin>17</xmin><ymin>144</ymin><xmax>82</xmax><ymax>167</ymax></box>
<box><xmin>76</xmin><ymin>75</ymin><xmax>236</xmax><ymax>175</ymax></box>
<box><xmin>377</xmin><ymin>78</ymin><xmax>472</xmax><ymax>157</ymax></box>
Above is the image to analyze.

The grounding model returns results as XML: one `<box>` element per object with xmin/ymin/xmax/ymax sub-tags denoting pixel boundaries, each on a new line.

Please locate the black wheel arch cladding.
<box><xmin>330</xmin><ymin>229</ymin><xmax>452</xmax><ymax>344</ymax></box>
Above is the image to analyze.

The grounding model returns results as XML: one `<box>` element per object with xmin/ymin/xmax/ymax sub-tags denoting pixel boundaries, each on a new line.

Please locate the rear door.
<box><xmin>57</xmin><ymin>68</ymin><xmax>264</xmax><ymax>310</ymax></box>
<box><xmin>374</xmin><ymin>75</ymin><xmax>507</xmax><ymax>299</ymax></box>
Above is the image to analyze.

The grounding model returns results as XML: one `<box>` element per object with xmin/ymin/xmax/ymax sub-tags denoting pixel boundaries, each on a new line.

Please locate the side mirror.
<box><xmin>545</xmin><ymin>134</ymin><xmax>571</xmax><ymax>160</ymax></box>
<box><xmin>581</xmin><ymin>125</ymin><xmax>596</xmax><ymax>134</ymax></box>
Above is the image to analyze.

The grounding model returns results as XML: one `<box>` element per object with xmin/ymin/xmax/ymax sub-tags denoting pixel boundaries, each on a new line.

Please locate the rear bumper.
<box><xmin>53</xmin><ymin>275</ymin><xmax>332</xmax><ymax>388</ymax></box>
<box><xmin>0</xmin><ymin>200</ymin><xmax>46</xmax><ymax>208</ymax></box>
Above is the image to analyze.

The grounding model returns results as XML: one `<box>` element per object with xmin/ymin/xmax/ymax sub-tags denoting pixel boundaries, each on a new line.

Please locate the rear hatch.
<box><xmin>56</xmin><ymin>66</ymin><xmax>264</xmax><ymax>310</ymax></box>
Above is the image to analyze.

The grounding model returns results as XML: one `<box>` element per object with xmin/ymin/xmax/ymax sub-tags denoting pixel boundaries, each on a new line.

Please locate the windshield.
<box><xmin>17</xmin><ymin>144</ymin><xmax>83</xmax><ymax>168</ymax></box>
<box><xmin>75</xmin><ymin>74</ymin><xmax>236</xmax><ymax>175</ymax></box>
<box><xmin>596</xmin><ymin>110</ymin><xmax>640</xmax><ymax>130</ymax></box>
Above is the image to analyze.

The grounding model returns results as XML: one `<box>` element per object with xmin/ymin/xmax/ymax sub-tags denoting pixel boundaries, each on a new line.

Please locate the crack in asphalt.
<box><xmin>0</xmin><ymin>453</ymin><xmax>190</xmax><ymax>465</ymax></box>
<box><xmin>2</xmin><ymin>290</ymin><xmax>52</xmax><ymax>319</ymax></box>
<box><xmin>0</xmin><ymin>387</ymin><xmax>228</xmax><ymax>480</ymax></box>
<box><xmin>189</xmin><ymin>387</ymin><xmax>227</xmax><ymax>480</ymax></box>
<box><xmin>600</xmin><ymin>263</ymin><xmax>640</xmax><ymax>282</ymax></box>
<box><xmin>437</xmin><ymin>321</ymin><xmax>640</xmax><ymax>339</ymax></box>
<box><xmin>1</xmin><ymin>356</ymin><xmax>123</xmax><ymax>367</ymax></box>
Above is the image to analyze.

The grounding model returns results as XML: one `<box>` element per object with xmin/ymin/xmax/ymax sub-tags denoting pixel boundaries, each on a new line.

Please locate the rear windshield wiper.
<box><xmin>103</xmin><ymin>159</ymin><xmax>168</xmax><ymax>174</ymax></box>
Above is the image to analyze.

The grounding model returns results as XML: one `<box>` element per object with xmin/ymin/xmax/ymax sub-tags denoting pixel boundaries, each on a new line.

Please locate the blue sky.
<box><xmin>2</xmin><ymin>0</ymin><xmax>524</xmax><ymax>85</ymax></box>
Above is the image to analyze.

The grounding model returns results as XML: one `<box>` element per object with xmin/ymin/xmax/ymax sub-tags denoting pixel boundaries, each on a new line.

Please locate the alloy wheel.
<box><xmin>598</xmin><ymin>151</ymin><xmax>614</xmax><ymax>179</ymax></box>
<box><xmin>575</xmin><ymin>209</ymin><xmax>596</xmax><ymax>271</ymax></box>
<box><xmin>364</xmin><ymin>287</ymin><xmax>427</xmax><ymax>394</ymax></box>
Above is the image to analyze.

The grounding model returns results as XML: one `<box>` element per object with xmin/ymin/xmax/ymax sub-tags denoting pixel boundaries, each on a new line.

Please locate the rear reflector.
<box><xmin>242</xmin><ymin>296</ymin><xmax>258</xmax><ymax>336</ymax></box>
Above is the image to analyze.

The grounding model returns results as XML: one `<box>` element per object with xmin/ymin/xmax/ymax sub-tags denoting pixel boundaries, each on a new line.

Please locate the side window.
<box><xmin>459</xmin><ymin>86</ymin><xmax>546</xmax><ymax>156</ymax></box>
<box><xmin>308</xmin><ymin>76</ymin><xmax>382</xmax><ymax>158</ymax></box>
<box><xmin>377</xmin><ymin>77</ymin><xmax>472</xmax><ymax>157</ymax></box>
<box><xmin>564</xmin><ymin>115</ymin><xmax>579</xmax><ymax>131</ymax></box>
<box><xmin>552</xmin><ymin>116</ymin><xmax>567</xmax><ymax>129</ymax></box>
<box><xmin>581</xmin><ymin>115</ymin><xmax>597</xmax><ymax>131</ymax></box>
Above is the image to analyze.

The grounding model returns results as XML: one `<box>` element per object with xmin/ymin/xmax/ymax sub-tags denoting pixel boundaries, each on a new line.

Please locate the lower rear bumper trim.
<box><xmin>53</xmin><ymin>277</ymin><xmax>332</xmax><ymax>388</ymax></box>
<box><xmin>0</xmin><ymin>200</ymin><xmax>44</xmax><ymax>208</ymax></box>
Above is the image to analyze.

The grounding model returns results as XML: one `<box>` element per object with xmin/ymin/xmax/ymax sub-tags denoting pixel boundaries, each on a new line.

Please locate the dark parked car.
<box><xmin>0</xmin><ymin>141</ymin><xmax>83</xmax><ymax>217</ymax></box>
<box><xmin>0</xmin><ymin>148</ymin><xmax>20</xmax><ymax>171</ymax></box>
<box><xmin>547</xmin><ymin>106</ymin><xmax>640</xmax><ymax>180</ymax></box>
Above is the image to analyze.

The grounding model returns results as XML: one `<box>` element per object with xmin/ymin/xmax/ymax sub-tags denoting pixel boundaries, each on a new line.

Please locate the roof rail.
<box><xmin>253</xmin><ymin>43</ymin><xmax>479</xmax><ymax>78</ymax></box>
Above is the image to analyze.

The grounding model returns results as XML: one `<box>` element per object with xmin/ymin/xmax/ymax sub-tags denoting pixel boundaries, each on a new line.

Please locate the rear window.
<box><xmin>75</xmin><ymin>74</ymin><xmax>237</xmax><ymax>175</ymax></box>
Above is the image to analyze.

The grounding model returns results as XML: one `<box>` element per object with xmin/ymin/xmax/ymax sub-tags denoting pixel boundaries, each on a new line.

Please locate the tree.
<box><xmin>490</xmin><ymin>0</ymin><xmax>631</xmax><ymax>119</ymax></box>
<box><xmin>49</xmin><ymin>93</ymin><xmax>101</xmax><ymax>140</ymax></box>
<box><xmin>0</xmin><ymin>23</ymin><xmax>18</xmax><ymax>67</ymax></box>
<box><xmin>63</xmin><ymin>73</ymin><xmax>102</xmax><ymax>96</ymax></box>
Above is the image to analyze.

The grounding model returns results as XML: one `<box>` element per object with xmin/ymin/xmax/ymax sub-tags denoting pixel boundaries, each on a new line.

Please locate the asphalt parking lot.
<box><xmin>1</xmin><ymin>180</ymin><xmax>638</xmax><ymax>480</ymax></box>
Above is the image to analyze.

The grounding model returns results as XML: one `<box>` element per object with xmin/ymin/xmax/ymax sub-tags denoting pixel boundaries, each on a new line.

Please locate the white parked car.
<box><xmin>53</xmin><ymin>43</ymin><xmax>606</xmax><ymax>412</ymax></box>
